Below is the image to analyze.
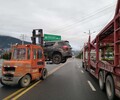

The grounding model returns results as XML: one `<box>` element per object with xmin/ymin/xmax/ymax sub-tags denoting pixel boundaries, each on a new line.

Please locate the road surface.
<box><xmin>0</xmin><ymin>58</ymin><xmax>119</xmax><ymax>100</ymax></box>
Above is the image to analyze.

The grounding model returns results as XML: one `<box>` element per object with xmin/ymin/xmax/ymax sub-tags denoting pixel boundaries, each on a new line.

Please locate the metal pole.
<box><xmin>20</xmin><ymin>34</ymin><xmax>26</xmax><ymax>45</ymax></box>
<box><xmin>84</xmin><ymin>30</ymin><xmax>95</xmax><ymax>70</ymax></box>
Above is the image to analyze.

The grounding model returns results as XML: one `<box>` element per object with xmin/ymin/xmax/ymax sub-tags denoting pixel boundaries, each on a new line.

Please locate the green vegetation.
<box><xmin>1</xmin><ymin>52</ymin><xmax>11</xmax><ymax>60</ymax></box>
<box><xmin>101</xmin><ymin>44</ymin><xmax>114</xmax><ymax>61</ymax></box>
<box><xmin>76</xmin><ymin>52</ymin><xmax>83</xmax><ymax>59</ymax></box>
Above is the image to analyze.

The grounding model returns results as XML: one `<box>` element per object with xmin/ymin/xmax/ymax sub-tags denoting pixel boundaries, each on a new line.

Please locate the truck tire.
<box><xmin>82</xmin><ymin>62</ymin><xmax>84</xmax><ymax>68</ymax></box>
<box><xmin>19</xmin><ymin>75</ymin><xmax>31</xmax><ymax>88</ymax></box>
<box><xmin>84</xmin><ymin>65</ymin><xmax>87</xmax><ymax>71</ymax></box>
<box><xmin>52</xmin><ymin>54</ymin><xmax>62</xmax><ymax>64</ymax></box>
<box><xmin>0</xmin><ymin>80</ymin><xmax>9</xmax><ymax>86</ymax></box>
<box><xmin>41</xmin><ymin>68</ymin><xmax>48</xmax><ymax>80</ymax></box>
<box><xmin>99</xmin><ymin>71</ymin><xmax>105</xmax><ymax>91</ymax></box>
<box><xmin>105</xmin><ymin>75</ymin><xmax>115</xmax><ymax>100</ymax></box>
<box><xmin>61</xmin><ymin>58</ymin><xmax>67</xmax><ymax>63</ymax></box>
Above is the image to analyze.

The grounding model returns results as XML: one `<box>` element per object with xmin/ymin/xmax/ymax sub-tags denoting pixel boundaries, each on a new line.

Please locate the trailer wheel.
<box><xmin>99</xmin><ymin>71</ymin><xmax>105</xmax><ymax>91</ymax></box>
<box><xmin>19</xmin><ymin>75</ymin><xmax>31</xmax><ymax>88</ymax></box>
<box><xmin>52</xmin><ymin>54</ymin><xmax>62</xmax><ymax>64</ymax></box>
<box><xmin>105</xmin><ymin>75</ymin><xmax>115</xmax><ymax>100</ymax></box>
<box><xmin>41</xmin><ymin>68</ymin><xmax>48</xmax><ymax>80</ymax></box>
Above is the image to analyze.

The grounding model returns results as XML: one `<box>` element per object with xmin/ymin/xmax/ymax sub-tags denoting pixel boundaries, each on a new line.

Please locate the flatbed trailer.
<box><xmin>82</xmin><ymin>0</ymin><xmax>120</xmax><ymax>100</ymax></box>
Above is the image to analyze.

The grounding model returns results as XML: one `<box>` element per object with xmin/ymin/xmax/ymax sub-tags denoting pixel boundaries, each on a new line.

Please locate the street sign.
<box><xmin>44</xmin><ymin>34</ymin><xmax>61</xmax><ymax>41</ymax></box>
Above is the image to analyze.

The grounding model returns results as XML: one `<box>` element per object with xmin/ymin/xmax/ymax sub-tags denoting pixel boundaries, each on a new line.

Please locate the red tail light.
<box><xmin>62</xmin><ymin>45</ymin><xmax>68</xmax><ymax>51</ymax></box>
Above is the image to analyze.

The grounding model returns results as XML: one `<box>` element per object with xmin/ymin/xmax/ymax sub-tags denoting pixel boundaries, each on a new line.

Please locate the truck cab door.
<box><xmin>32</xmin><ymin>49</ymin><xmax>38</xmax><ymax>68</ymax></box>
<box><xmin>32</xmin><ymin>48</ymin><xmax>45</xmax><ymax>68</ymax></box>
<box><xmin>37</xmin><ymin>49</ymin><xmax>45</xmax><ymax>67</ymax></box>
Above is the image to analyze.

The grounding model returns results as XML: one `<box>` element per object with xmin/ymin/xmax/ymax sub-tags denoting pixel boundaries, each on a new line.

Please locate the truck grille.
<box><xmin>4</xmin><ymin>67</ymin><xmax>15</xmax><ymax>72</ymax></box>
<box><xmin>4</xmin><ymin>73</ymin><xmax>14</xmax><ymax>77</ymax></box>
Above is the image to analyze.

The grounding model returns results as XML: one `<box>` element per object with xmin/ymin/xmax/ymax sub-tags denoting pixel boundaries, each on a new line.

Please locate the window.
<box><xmin>37</xmin><ymin>49</ymin><xmax>42</xmax><ymax>59</ymax></box>
<box><xmin>59</xmin><ymin>41</ymin><xmax>69</xmax><ymax>46</ymax></box>
<box><xmin>13</xmin><ymin>48</ymin><xmax>26</xmax><ymax>60</ymax></box>
<box><xmin>27</xmin><ymin>49</ymin><xmax>30</xmax><ymax>60</ymax></box>
<box><xmin>44</xmin><ymin>42</ymin><xmax>55</xmax><ymax>47</ymax></box>
<box><xmin>33</xmin><ymin>49</ymin><xmax>37</xmax><ymax>59</ymax></box>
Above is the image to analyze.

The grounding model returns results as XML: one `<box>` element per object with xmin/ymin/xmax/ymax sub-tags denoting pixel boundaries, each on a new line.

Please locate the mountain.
<box><xmin>0</xmin><ymin>35</ymin><xmax>31</xmax><ymax>48</ymax></box>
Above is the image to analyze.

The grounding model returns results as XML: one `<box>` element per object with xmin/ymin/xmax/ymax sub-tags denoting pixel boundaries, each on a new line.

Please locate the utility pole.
<box><xmin>84</xmin><ymin>30</ymin><xmax>95</xmax><ymax>70</ymax></box>
<box><xmin>8</xmin><ymin>43</ymin><xmax>13</xmax><ymax>51</ymax></box>
<box><xmin>20</xmin><ymin>34</ymin><xmax>26</xmax><ymax>45</ymax></box>
<box><xmin>8</xmin><ymin>43</ymin><xmax>13</xmax><ymax>48</ymax></box>
<box><xmin>84</xmin><ymin>30</ymin><xmax>95</xmax><ymax>36</ymax></box>
<box><xmin>84</xmin><ymin>30</ymin><xmax>95</xmax><ymax>42</ymax></box>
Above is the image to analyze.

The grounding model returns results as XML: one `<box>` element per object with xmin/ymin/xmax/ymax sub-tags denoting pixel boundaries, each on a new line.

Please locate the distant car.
<box><xmin>44</xmin><ymin>40</ymin><xmax>72</xmax><ymax>64</ymax></box>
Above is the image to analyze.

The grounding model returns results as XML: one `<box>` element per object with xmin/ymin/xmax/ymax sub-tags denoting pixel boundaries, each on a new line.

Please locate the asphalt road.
<box><xmin>0</xmin><ymin>58</ymin><xmax>119</xmax><ymax>100</ymax></box>
<box><xmin>0</xmin><ymin>60</ymin><xmax>63</xmax><ymax>99</ymax></box>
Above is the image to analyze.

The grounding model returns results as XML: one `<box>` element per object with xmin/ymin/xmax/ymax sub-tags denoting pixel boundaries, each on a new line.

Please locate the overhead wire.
<box><xmin>50</xmin><ymin>3</ymin><xmax>115</xmax><ymax>33</ymax></box>
<box><xmin>52</xmin><ymin>3</ymin><xmax>114</xmax><ymax>30</ymax></box>
<box><xmin>57</xmin><ymin>10</ymin><xmax>114</xmax><ymax>34</ymax></box>
<box><xmin>53</xmin><ymin>6</ymin><xmax>114</xmax><ymax>33</ymax></box>
<box><xmin>86</xmin><ymin>10</ymin><xmax>115</xmax><ymax>33</ymax></box>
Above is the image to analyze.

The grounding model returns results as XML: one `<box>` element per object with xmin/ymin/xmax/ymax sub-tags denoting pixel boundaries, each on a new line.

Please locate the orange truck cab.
<box><xmin>1</xmin><ymin>44</ymin><xmax>47</xmax><ymax>87</ymax></box>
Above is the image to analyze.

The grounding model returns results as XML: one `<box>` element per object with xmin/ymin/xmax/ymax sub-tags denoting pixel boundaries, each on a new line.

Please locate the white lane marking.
<box><xmin>48</xmin><ymin>63</ymin><xmax>66</xmax><ymax>76</ymax></box>
<box><xmin>3</xmin><ymin>63</ymin><xmax>68</xmax><ymax>100</ymax></box>
<box><xmin>81</xmin><ymin>70</ymin><xmax>84</xmax><ymax>73</ymax></box>
<box><xmin>87</xmin><ymin>80</ymin><xmax>96</xmax><ymax>91</ymax></box>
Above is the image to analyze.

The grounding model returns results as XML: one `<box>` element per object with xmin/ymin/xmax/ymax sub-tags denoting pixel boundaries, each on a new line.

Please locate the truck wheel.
<box><xmin>52</xmin><ymin>54</ymin><xmax>62</xmax><ymax>64</ymax></box>
<box><xmin>84</xmin><ymin>65</ymin><xmax>87</xmax><ymax>71</ymax></box>
<box><xmin>41</xmin><ymin>68</ymin><xmax>48</xmax><ymax>80</ymax></box>
<box><xmin>105</xmin><ymin>75</ymin><xmax>115</xmax><ymax>100</ymax></box>
<box><xmin>0</xmin><ymin>80</ymin><xmax>8</xmax><ymax>86</ymax></box>
<box><xmin>99</xmin><ymin>71</ymin><xmax>105</xmax><ymax>91</ymax></box>
<box><xmin>82</xmin><ymin>62</ymin><xmax>84</xmax><ymax>68</ymax></box>
<box><xmin>19</xmin><ymin>75</ymin><xmax>31</xmax><ymax>88</ymax></box>
<box><xmin>61</xmin><ymin>58</ymin><xmax>67</xmax><ymax>63</ymax></box>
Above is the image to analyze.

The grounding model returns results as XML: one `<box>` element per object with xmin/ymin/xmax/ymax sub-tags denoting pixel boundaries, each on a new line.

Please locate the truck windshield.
<box><xmin>12</xmin><ymin>48</ymin><xmax>26</xmax><ymax>60</ymax></box>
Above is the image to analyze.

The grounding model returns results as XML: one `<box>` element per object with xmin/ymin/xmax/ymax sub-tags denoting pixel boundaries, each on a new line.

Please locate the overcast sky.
<box><xmin>0</xmin><ymin>0</ymin><xmax>117</xmax><ymax>50</ymax></box>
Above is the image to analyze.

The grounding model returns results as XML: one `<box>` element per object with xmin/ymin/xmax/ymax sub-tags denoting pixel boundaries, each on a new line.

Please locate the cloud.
<box><xmin>0</xmin><ymin>0</ymin><xmax>117</xmax><ymax>50</ymax></box>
